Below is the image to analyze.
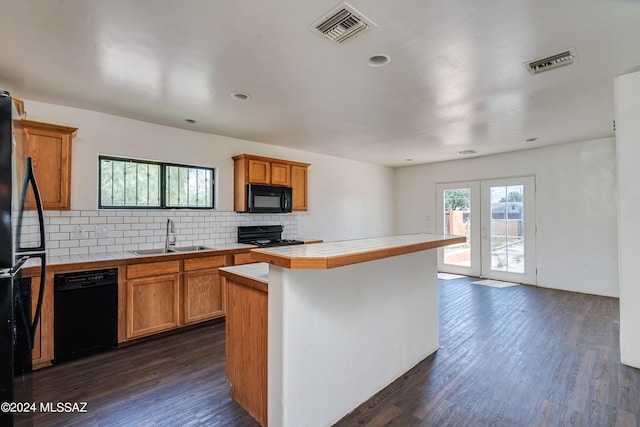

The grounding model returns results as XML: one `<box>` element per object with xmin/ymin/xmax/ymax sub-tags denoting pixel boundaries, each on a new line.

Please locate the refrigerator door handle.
<box><xmin>14</xmin><ymin>157</ymin><xmax>47</xmax><ymax>350</ymax></box>
<box><xmin>11</xmin><ymin>255</ymin><xmax>29</xmax><ymax>274</ymax></box>
<box><xmin>15</xmin><ymin>157</ymin><xmax>46</xmax><ymax>253</ymax></box>
<box><xmin>13</xmin><ymin>253</ymin><xmax>46</xmax><ymax>351</ymax></box>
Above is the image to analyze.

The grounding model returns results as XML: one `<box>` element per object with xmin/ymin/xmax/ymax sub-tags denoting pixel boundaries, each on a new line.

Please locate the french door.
<box><xmin>437</xmin><ymin>177</ymin><xmax>536</xmax><ymax>284</ymax></box>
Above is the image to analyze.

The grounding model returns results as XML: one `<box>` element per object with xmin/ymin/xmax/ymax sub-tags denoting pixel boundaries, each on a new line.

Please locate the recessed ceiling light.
<box><xmin>367</xmin><ymin>54</ymin><xmax>390</xmax><ymax>67</ymax></box>
<box><xmin>231</xmin><ymin>92</ymin><xmax>250</xmax><ymax>101</ymax></box>
<box><xmin>184</xmin><ymin>118</ymin><xmax>197</xmax><ymax>124</ymax></box>
<box><xmin>458</xmin><ymin>150</ymin><xmax>477</xmax><ymax>155</ymax></box>
<box><xmin>525</xmin><ymin>137</ymin><xmax>538</xmax><ymax>142</ymax></box>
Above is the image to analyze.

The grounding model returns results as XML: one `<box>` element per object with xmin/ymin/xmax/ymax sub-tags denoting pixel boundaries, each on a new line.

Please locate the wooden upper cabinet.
<box><xmin>248</xmin><ymin>159</ymin><xmax>271</xmax><ymax>184</ymax></box>
<box><xmin>233</xmin><ymin>154</ymin><xmax>309</xmax><ymax>212</ymax></box>
<box><xmin>270</xmin><ymin>162</ymin><xmax>291</xmax><ymax>186</ymax></box>
<box><xmin>15</xmin><ymin>120</ymin><xmax>77</xmax><ymax>210</ymax></box>
<box><xmin>291</xmin><ymin>165</ymin><xmax>308</xmax><ymax>211</ymax></box>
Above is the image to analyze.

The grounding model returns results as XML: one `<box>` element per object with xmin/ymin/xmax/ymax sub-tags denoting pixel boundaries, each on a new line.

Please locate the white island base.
<box><xmin>268</xmin><ymin>249</ymin><xmax>438</xmax><ymax>427</ymax></box>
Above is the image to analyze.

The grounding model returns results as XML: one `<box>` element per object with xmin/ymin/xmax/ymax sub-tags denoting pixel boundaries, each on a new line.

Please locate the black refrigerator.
<box><xmin>0</xmin><ymin>90</ymin><xmax>47</xmax><ymax>426</ymax></box>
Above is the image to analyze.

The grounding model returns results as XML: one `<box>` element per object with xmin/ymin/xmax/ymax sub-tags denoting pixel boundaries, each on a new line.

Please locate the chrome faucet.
<box><xmin>165</xmin><ymin>217</ymin><xmax>176</xmax><ymax>250</ymax></box>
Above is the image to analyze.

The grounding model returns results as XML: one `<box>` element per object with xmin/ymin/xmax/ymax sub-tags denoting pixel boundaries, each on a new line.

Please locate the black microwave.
<box><xmin>247</xmin><ymin>184</ymin><xmax>292</xmax><ymax>213</ymax></box>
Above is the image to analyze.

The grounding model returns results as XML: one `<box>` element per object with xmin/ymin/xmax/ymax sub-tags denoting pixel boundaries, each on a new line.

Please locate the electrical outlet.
<box><xmin>73</xmin><ymin>225</ymin><xmax>85</xmax><ymax>239</ymax></box>
<box><xmin>96</xmin><ymin>225</ymin><xmax>109</xmax><ymax>239</ymax></box>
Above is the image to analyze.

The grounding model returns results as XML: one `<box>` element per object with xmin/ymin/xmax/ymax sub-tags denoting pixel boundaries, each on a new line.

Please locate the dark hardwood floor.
<box><xmin>13</xmin><ymin>276</ymin><xmax>640</xmax><ymax>427</ymax></box>
<box><xmin>13</xmin><ymin>321</ymin><xmax>258</xmax><ymax>427</ymax></box>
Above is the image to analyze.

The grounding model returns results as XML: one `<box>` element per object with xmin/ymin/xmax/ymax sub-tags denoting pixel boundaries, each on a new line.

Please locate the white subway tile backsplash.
<box><xmin>49</xmin><ymin>217</ymin><xmax>70</xmax><ymax>225</ymax></box>
<box><xmin>50</xmin><ymin>248</ymin><xmax>69</xmax><ymax>257</ymax></box>
<box><xmin>70</xmin><ymin>217</ymin><xmax>89</xmax><ymax>225</ymax></box>
<box><xmin>41</xmin><ymin>209</ymin><xmax>298</xmax><ymax>259</ymax></box>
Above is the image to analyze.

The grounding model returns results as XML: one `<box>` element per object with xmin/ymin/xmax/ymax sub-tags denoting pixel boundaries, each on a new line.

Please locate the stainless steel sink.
<box><xmin>130</xmin><ymin>248</ymin><xmax>176</xmax><ymax>256</ymax></box>
<box><xmin>171</xmin><ymin>245</ymin><xmax>214</xmax><ymax>252</ymax></box>
<box><xmin>130</xmin><ymin>246</ymin><xmax>214</xmax><ymax>256</ymax></box>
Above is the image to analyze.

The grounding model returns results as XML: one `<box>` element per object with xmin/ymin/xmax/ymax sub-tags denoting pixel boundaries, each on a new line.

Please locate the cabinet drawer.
<box><xmin>127</xmin><ymin>260</ymin><xmax>180</xmax><ymax>279</ymax></box>
<box><xmin>234</xmin><ymin>252</ymin><xmax>256</xmax><ymax>265</ymax></box>
<box><xmin>184</xmin><ymin>255</ymin><xmax>226</xmax><ymax>271</ymax></box>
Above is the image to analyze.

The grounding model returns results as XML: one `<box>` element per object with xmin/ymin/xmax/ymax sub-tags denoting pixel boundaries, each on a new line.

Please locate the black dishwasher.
<box><xmin>54</xmin><ymin>268</ymin><xmax>118</xmax><ymax>363</ymax></box>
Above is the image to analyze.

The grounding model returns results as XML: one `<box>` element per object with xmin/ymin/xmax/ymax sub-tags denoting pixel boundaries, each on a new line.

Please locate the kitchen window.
<box><xmin>99</xmin><ymin>156</ymin><xmax>214</xmax><ymax>209</ymax></box>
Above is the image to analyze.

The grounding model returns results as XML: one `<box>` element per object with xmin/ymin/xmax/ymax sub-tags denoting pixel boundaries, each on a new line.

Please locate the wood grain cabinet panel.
<box><xmin>126</xmin><ymin>261</ymin><xmax>180</xmax><ymax>341</ymax></box>
<box><xmin>248</xmin><ymin>159</ymin><xmax>270</xmax><ymax>184</ymax></box>
<box><xmin>15</xmin><ymin>120</ymin><xmax>77</xmax><ymax>210</ymax></box>
<box><xmin>233</xmin><ymin>252</ymin><xmax>255</xmax><ymax>265</ymax></box>
<box><xmin>30</xmin><ymin>269</ymin><xmax>54</xmax><ymax>369</ymax></box>
<box><xmin>183</xmin><ymin>255</ymin><xmax>227</xmax><ymax>324</ymax></box>
<box><xmin>127</xmin><ymin>260</ymin><xmax>180</xmax><ymax>279</ymax></box>
<box><xmin>291</xmin><ymin>164</ymin><xmax>308</xmax><ymax>211</ymax></box>
<box><xmin>126</xmin><ymin>273</ymin><xmax>180</xmax><ymax>339</ymax></box>
<box><xmin>29</xmin><ymin>276</ymin><xmax>42</xmax><ymax>363</ymax></box>
<box><xmin>184</xmin><ymin>269</ymin><xmax>224</xmax><ymax>324</ymax></box>
<box><xmin>226</xmin><ymin>278</ymin><xmax>268</xmax><ymax>426</ymax></box>
<box><xmin>270</xmin><ymin>162</ymin><xmax>291</xmax><ymax>186</ymax></box>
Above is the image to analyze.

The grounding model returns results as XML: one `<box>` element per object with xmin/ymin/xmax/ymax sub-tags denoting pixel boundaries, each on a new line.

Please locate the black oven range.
<box><xmin>237</xmin><ymin>225</ymin><xmax>304</xmax><ymax>248</ymax></box>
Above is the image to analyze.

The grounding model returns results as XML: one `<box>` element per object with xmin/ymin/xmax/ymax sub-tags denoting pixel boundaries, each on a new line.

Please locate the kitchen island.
<box><xmin>219</xmin><ymin>233</ymin><xmax>465</xmax><ymax>427</ymax></box>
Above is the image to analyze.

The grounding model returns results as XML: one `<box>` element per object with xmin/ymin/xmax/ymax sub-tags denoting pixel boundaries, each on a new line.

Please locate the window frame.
<box><xmin>98</xmin><ymin>155</ymin><xmax>215</xmax><ymax>210</ymax></box>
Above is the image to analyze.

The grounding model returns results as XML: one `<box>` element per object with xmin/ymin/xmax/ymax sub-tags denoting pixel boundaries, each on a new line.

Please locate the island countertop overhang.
<box><xmin>250</xmin><ymin>233</ymin><xmax>465</xmax><ymax>269</ymax></box>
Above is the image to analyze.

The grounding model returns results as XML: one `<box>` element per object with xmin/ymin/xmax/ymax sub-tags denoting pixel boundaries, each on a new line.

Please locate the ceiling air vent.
<box><xmin>310</xmin><ymin>3</ymin><xmax>376</xmax><ymax>44</ymax></box>
<box><xmin>525</xmin><ymin>48</ymin><xmax>577</xmax><ymax>75</ymax></box>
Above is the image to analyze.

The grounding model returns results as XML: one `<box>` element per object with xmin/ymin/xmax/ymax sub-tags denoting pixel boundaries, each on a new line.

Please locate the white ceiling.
<box><xmin>1</xmin><ymin>0</ymin><xmax>639</xmax><ymax>167</ymax></box>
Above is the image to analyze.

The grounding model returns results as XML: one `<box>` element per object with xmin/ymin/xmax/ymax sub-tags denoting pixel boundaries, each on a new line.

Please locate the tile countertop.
<box><xmin>44</xmin><ymin>243</ymin><xmax>256</xmax><ymax>266</ymax></box>
<box><xmin>250</xmin><ymin>233</ymin><xmax>466</xmax><ymax>270</ymax></box>
<box><xmin>219</xmin><ymin>262</ymin><xmax>269</xmax><ymax>285</ymax></box>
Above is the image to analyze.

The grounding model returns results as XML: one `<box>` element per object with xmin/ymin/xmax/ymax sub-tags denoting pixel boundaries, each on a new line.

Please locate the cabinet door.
<box><xmin>20</xmin><ymin>121</ymin><xmax>76</xmax><ymax>210</ymax></box>
<box><xmin>270</xmin><ymin>162</ymin><xmax>291</xmax><ymax>186</ymax></box>
<box><xmin>226</xmin><ymin>279</ymin><xmax>268</xmax><ymax>426</ymax></box>
<box><xmin>30</xmin><ymin>276</ymin><xmax>42</xmax><ymax>362</ymax></box>
<box><xmin>248</xmin><ymin>159</ymin><xmax>270</xmax><ymax>184</ymax></box>
<box><xmin>291</xmin><ymin>165</ymin><xmax>308</xmax><ymax>211</ymax></box>
<box><xmin>184</xmin><ymin>268</ymin><xmax>224</xmax><ymax>324</ymax></box>
<box><xmin>32</xmin><ymin>269</ymin><xmax>54</xmax><ymax>370</ymax></box>
<box><xmin>126</xmin><ymin>273</ymin><xmax>180</xmax><ymax>339</ymax></box>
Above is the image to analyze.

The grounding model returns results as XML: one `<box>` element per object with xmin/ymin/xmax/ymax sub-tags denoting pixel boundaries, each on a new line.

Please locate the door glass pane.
<box><xmin>443</xmin><ymin>188</ymin><xmax>471</xmax><ymax>267</ymax></box>
<box><xmin>489</xmin><ymin>185</ymin><xmax>524</xmax><ymax>273</ymax></box>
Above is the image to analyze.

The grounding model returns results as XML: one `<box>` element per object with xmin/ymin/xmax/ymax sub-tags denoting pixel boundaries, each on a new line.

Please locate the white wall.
<box><xmin>21</xmin><ymin>99</ymin><xmax>395</xmax><ymax>242</ymax></box>
<box><xmin>615</xmin><ymin>71</ymin><xmax>640</xmax><ymax>369</ymax></box>
<box><xmin>394</xmin><ymin>138</ymin><xmax>619</xmax><ymax>297</ymax></box>
<box><xmin>268</xmin><ymin>250</ymin><xmax>438</xmax><ymax>427</ymax></box>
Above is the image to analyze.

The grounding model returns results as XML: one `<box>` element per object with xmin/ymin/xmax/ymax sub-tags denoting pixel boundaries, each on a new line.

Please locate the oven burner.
<box><xmin>238</xmin><ymin>225</ymin><xmax>304</xmax><ymax>248</ymax></box>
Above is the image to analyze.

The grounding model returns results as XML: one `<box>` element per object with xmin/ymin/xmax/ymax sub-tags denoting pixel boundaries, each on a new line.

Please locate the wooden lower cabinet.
<box><xmin>28</xmin><ymin>252</ymin><xmax>236</xmax><ymax>366</ymax></box>
<box><xmin>125</xmin><ymin>256</ymin><xmax>229</xmax><ymax>341</ymax></box>
<box><xmin>126</xmin><ymin>260</ymin><xmax>181</xmax><ymax>340</ymax></box>
<box><xmin>225</xmin><ymin>275</ymin><xmax>268</xmax><ymax>426</ymax></box>
<box><xmin>183</xmin><ymin>255</ymin><xmax>227</xmax><ymax>324</ymax></box>
<box><xmin>29</xmin><ymin>269</ymin><xmax>54</xmax><ymax>370</ymax></box>
<box><xmin>126</xmin><ymin>273</ymin><xmax>180</xmax><ymax>339</ymax></box>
